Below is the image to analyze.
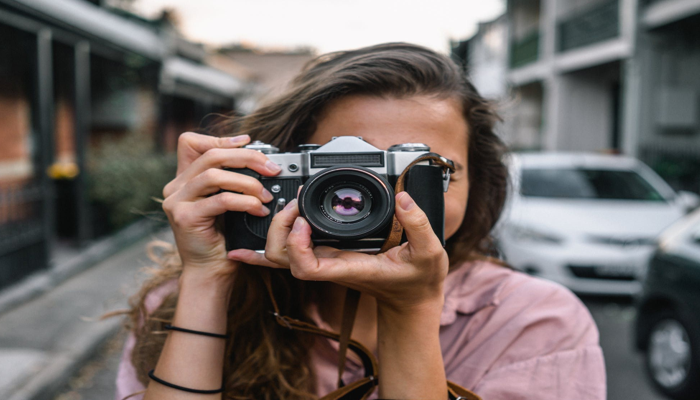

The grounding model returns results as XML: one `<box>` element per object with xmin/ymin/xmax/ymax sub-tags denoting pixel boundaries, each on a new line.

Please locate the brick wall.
<box><xmin>0</xmin><ymin>90</ymin><xmax>33</xmax><ymax>187</ymax></box>
<box><xmin>54</xmin><ymin>97</ymin><xmax>76</xmax><ymax>164</ymax></box>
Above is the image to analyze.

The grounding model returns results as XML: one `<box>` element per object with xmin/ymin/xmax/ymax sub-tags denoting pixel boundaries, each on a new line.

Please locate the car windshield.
<box><xmin>520</xmin><ymin>168</ymin><xmax>667</xmax><ymax>201</ymax></box>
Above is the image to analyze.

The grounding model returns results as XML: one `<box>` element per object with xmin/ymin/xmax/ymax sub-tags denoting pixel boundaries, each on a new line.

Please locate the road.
<box><xmin>583</xmin><ymin>296</ymin><xmax>665</xmax><ymax>400</ymax></box>
<box><xmin>55</xmin><ymin>297</ymin><xmax>667</xmax><ymax>400</ymax></box>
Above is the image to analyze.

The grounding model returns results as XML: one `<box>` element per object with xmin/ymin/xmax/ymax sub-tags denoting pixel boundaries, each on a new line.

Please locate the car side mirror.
<box><xmin>677</xmin><ymin>190</ymin><xmax>700</xmax><ymax>213</ymax></box>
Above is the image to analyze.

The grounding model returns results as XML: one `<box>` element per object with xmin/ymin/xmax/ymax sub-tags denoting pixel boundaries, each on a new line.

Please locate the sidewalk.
<box><xmin>0</xmin><ymin>219</ymin><xmax>164</xmax><ymax>316</ymax></box>
<box><xmin>0</xmin><ymin>227</ymin><xmax>173</xmax><ymax>400</ymax></box>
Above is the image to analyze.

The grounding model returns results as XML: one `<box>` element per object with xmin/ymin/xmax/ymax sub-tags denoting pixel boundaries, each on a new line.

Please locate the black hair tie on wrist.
<box><xmin>164</xmin><ymin>324</ymin><xmax>228</xmax><ymax>339</ymax></box>
<box><xmin>148</xmin><ymin>369</ymin><xmax>225</xmax><ymax>394</ymax></box>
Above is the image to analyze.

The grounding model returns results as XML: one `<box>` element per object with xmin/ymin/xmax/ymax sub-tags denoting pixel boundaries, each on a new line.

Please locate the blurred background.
<box><xmin>0</xmin><ymin>0</ymin><xmax>699</xmax><ymax>399</ymax></box>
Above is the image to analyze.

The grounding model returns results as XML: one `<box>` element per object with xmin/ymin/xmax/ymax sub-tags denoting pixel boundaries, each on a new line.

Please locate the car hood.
<box><xmin>504</xmin><ymin>198</ymin><xmax>685</xmax><ymax>239</ymax></box>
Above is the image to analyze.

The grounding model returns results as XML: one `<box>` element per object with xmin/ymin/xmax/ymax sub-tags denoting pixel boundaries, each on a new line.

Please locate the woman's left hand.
<box><xmin>227</xmin><ymin>191</ymin><xmax>448</xmax><ymax>311</ymax></box>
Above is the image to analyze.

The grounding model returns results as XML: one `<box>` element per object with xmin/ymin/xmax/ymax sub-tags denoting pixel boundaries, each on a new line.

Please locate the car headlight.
<box><xmin>508</xmin><ymin>224</ymin><xmax>564</xmax><ymax>244</ymax></box>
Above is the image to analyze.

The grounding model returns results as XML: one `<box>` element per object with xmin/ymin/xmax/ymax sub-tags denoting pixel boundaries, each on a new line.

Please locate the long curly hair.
<box><xmin>124</xmin><ymin>42</ymin><xmax>509</xmax><ymax>400</ymax></box>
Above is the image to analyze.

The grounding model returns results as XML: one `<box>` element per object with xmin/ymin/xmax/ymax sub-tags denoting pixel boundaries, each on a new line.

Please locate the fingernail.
<box><xmin>261</xmin><ymin>206</ymin><xmax>271</xmax><ymax>216</ymax></box>
<box><xmin>284</xmin><ymin>198</ymin><xmax>297</xmax><ymax>211</ymax></box>
<box><xmin>228</xmin><ymin>134</ymin><xmax>249</xmax><ymax>145</ymax></box>
<box><xmin>266</xmin><ymin>160</ymin><xmax>282</xmax><ymax>173</ymax></box>
<box><xmin>262</xmin><ymin>187</ymin><xmax>273</xmax><ymax>202</ymax></box>
<box><xmin>292</xmin><ymin>217</ymin><xmax>306</xmax><ymax>233</ymax></box>
<box><xmin>397</xmin><ymin>192</ymin><xmax>415</xmax><ymax>210</ymax></box>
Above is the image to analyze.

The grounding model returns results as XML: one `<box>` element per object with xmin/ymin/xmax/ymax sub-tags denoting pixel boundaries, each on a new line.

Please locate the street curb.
<box><xmin>0</xmin><ymin>218</ymin><xmax>166</xmax><ymax>317</ymax></box>
<box><xmin>7</xmin><ymin>318</ymin><xmax>122</xmax><ymax>400</ymax></box>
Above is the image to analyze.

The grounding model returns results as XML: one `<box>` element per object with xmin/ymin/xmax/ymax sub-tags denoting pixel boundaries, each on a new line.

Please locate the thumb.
<box><xmin>393</xmin><ymin>192</ymin><xmax>442</xmax><ymax>256</ymax></box>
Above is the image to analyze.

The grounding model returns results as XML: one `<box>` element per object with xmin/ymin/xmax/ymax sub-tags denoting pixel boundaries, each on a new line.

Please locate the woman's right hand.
<box><xmin>161</xmin><ymin>132</ymin><xmax>282</xmax><ymax>281</ymax></box>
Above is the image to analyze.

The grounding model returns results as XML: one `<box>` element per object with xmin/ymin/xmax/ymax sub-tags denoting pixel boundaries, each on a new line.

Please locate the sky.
<box><xmin>132</xmin><ymin>0</ymin><xmax>505</xmax><ymax>54</ymax></box>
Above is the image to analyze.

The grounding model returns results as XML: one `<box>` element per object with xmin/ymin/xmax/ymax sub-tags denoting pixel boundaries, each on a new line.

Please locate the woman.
<box><xmin>116</xmin><ymin>42</ymin><xmax>606</xmax><ymax>399</ymax></box>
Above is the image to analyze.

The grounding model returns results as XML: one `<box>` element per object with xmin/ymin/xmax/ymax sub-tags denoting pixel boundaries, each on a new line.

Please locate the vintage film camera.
<box><xmin>223</xmin><ymin>136</ymin><xmax>453</xmax><ymax>253</ymax></box>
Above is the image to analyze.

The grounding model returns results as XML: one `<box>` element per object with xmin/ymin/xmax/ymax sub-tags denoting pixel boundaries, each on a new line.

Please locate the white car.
<box><xmin>496</xmin><ymin>152</ymin><xmax>699</xmax><ymax>296</ymax></box>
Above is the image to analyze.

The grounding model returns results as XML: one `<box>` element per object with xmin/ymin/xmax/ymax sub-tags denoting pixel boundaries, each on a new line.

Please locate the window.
<box><xmin>520</xmin><ymin>168</ymin><xmax>666</xmax><ymax>201</ymax></box>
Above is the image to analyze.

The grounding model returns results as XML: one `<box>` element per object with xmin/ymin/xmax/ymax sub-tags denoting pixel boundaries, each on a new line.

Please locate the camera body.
<box><xmin>223</xmin><ymin>136</ymin><xmax>452</xmax><ymax>253</ymax></box>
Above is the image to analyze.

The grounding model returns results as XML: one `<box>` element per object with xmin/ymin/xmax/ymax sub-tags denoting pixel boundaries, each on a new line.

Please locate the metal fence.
<box><xmin>0</xmin><ymin>181</ymin><xmax>47</xmax><ymax>290</ymax></box>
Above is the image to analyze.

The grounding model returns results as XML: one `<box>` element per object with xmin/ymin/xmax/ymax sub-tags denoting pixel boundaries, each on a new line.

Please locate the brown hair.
<box><xmin>125</xmin><ymin>42</ymin><xmax>509</xmax><ymax>400</ymax></box>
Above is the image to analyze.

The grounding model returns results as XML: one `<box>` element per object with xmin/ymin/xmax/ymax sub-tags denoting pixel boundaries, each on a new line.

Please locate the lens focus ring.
<box><xmin>298</xmin><ymin>166</ymin><xmax>394</xmax><ymax>241</ymax></box>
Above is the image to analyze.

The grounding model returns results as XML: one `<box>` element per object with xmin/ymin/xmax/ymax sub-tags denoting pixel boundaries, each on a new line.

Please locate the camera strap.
<box><xmin>262</xmin><ymin>153</ymin><xmax>478</xmax><ymax>400</ymax></box>
<box><xmin>379</xmin><ymin>152</ymin><xmax>455</xmax><ymax>253</ymax></box>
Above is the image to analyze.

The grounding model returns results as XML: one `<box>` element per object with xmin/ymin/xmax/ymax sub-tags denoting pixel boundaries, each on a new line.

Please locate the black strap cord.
<box><xmin>148</xmin><ymin>369</ymin><xmax>225</xmax><ymax>394</ymax></box>
<box><xmin>164</xmin><ymin>324</ymin><xmax>228</xmax><ymax>339</ymax></box>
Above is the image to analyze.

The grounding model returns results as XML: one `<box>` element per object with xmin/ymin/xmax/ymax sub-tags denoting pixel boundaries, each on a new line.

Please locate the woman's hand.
<box><xmin>161</xmin><ymin>132</ymin><xmax>282</xmax><ymax>282</ymax></box>
<box><xmin>229</xmin><ymin>191</ymin><xmax>449</xmax><ymax>398</ymax></box>
<box><xmin>227</xmin><ymin>191</ymin><xmax>449</xmax><ymax>312</ymax></box>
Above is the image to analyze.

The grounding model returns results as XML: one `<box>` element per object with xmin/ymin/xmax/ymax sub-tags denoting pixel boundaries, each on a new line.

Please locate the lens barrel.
<box><xmin>298</xmin><ymin>166</ymin><xmax>394</xmax><ymax>240</ymax></box>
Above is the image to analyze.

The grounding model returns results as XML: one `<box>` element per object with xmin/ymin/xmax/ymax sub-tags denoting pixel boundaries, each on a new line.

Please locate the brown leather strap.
<box><xmin>448</xmin><ymin>381</ymin><xmax>483</xmax><ymax>400</ymax></box>
<box><xmin>337</xmin><ymin>288</ymin><xmax>361</xmax><ymax>387</ymax></box>
<box><xmin>319</xmin><ymin>376</ymin><xmax>377</xmax><ymax>400</ymax></box>
<box><xmin>258</xmin><ymin>154</ymin><xmax>480</xmax><ymax>400</ymax></box>
<box><xmin>262</xmin><ymin>272</ymin><xmax>378</xmax><ymax>380</ymax></box>
<box><xmin>333</xmin><ymin>153</ymin><xmax>454</xmax><ymax>390</ymax></box>
<box><xmin>320</xmin><ymin>378</ymin><xmax>482</xmax><ymax>400</ymax></box>
<box><xmin>379</xmin><ymin>153</ymin><xmax>455</xmax><ymax>253</ymax></box>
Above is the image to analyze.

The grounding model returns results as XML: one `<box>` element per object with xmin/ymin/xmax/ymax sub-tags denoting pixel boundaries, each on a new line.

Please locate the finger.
<box><xmin>176</xmin><ymin>132</ymin><xmax>250</xmax><ymax>176</ymax></box>
<box><xmin>189</xmin><ymin>192</ymin><xmax>270</xmax><ymax>221</ymax></box>
<box><xmin>176</xmin><ymin>168</ymin><xmax>274</xmax><ymax>203</ymax></box>
<box><xmin>264</xmin><ymin>199</ymin><xmax>299</xmax><ymax>265</ymax></box>
<box><xmin>227</xmin><ymin>249</ymin><xmax>286</xmax><ymax>269</ymax></box>
<box><xmin>393</xmin><ymin>192</ymin><xmax>443</xmax><ymax>260</ymax></box>
<box><xmin>286</xmin><ymin>217</ymin><xmax>345</xmax><ymax>281</ymax></box>
<box><xmin>286</xmin><ymin>217</ymin><xmax>321</xmax><ymax>280</ymax></box>
<box><xmin>165</xmin><ymin>148</ymin><xmax>281</xmax><ymax>198</ymax></box>
<box><xmin>311</xmin><ymin>245</ymin><xmax>343</xmax><ymax>259</ymax></box>
<box><xmin>186</xmin><ymin>148</ymin><xmax>281</xmax><ymax>183</ymax></box>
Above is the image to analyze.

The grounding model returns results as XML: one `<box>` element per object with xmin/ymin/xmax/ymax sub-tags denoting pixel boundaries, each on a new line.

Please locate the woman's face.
<box><xmin>307</xmin><ymin>94</ymin><xmax>469</xmax><ymax>241</ymax></box>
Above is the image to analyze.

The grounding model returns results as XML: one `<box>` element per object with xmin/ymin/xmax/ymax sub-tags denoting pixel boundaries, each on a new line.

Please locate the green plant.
<box><xmin>87</xmin><ymin>131</ymin><xmax>176</xmax><ymax>230</ymax></box>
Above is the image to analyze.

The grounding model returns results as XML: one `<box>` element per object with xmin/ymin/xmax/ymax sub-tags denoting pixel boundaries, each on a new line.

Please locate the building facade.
<box><xmin>451</xmin><ymin>15</ymin><xmax>509</xmax><ymax>100</ymax></box>
<box><xmin>503</xmin><ymin>0</ymin><xmax>700</xmax><ymax>193</ymax></box>
<box><xmin>0</xmin><ymin>0</ymin><xmax>248</xmax><ymax>290</ymax></box>
<box><xmin>631</xmin><ymin>0</ymin><xmax>700</xmax><ymax>192</ymax></box>
<box><xmin>215</xmin><ymin>45</ymin><xmax>317</xmax><ymax>114</ymax></box>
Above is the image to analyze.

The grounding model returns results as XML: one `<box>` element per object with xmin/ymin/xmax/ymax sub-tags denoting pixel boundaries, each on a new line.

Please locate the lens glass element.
<box><xmin>322</xmin><ymin>184</ymin><xmax>372</xmax><ymax>223</ymax></box>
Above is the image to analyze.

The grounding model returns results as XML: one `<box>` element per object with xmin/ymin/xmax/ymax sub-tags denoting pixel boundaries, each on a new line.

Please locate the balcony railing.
<box><xmin>558</xmin><ymin>0</ymin><xmax>620</xmax><ymax>52</ymax></box>
<box><xmin>510</xmin><ymin>30</ymin><xmax>540</xmax><ymax>69</ymax></box>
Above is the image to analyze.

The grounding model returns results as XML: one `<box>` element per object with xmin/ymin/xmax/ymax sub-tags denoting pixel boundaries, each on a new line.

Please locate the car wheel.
<box><xmin>644</xmin><ymin>310</ymin><xmax>700</xmax><ymax>400</ymax></box>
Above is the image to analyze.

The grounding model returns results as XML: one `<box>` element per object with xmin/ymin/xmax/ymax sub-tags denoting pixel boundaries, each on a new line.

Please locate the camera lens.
<box><xmin>322</xmin><ymin>185</ymin><xmax>372</xmax><ymax>223</ymax></box>
<box><xmin>298</xmin><ymin>166</ymin><xmax>394</xmax><ymax>241</ymax></box>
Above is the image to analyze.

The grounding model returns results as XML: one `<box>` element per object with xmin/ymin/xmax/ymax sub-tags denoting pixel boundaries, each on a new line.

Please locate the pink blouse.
<box><xmin>115</xmin><ymin>260</ymin><xmax>606</xmax><ymax>399</ymax></box>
